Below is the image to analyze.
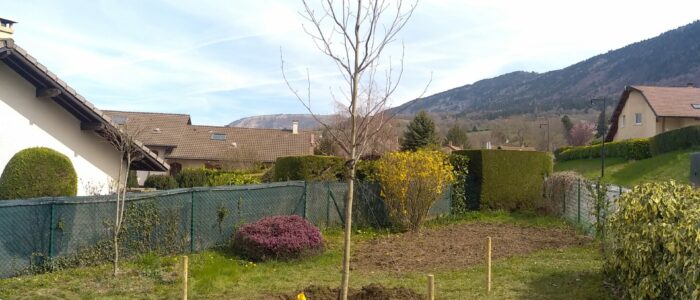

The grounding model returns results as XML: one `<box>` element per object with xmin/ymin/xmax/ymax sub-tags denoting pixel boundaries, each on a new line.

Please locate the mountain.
<box><xmin>227</xmin><ymin>114</ymin><xmax>336</xmax><ymax>130</ymax></box>
<box><xmin>393</xmin><ymin>20</ymin><xmax>700</xmax><ymax>119</ymax></box>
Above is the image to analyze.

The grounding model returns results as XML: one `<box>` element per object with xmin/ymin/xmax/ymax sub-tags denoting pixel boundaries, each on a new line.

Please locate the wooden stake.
<box><xmin>427</xmin><ymin>274</ymin><xmax>435</xmax><ymax>300</ymax></box>
<box><xmin>486</xmin><ymin>237</ymin><xmax>492</xmax><ymax>293</ymax></box>
<box><xmin>182</xmin><ymin>256</ymin><xmax>189</xmax><ymax>300</ymax></box>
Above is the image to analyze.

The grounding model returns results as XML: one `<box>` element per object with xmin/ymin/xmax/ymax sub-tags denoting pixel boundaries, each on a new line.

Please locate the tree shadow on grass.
<box><xmin>513</xmin><ymin>270</ymin><xmax>613</xmax><ymax>300</ymax></box>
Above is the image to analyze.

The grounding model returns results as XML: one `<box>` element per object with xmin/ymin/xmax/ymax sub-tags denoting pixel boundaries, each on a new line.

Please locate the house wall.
<box><xmin>613</xmin><ymin>91</ymin><xmax>659</xmax><ymax>141</ymax></box>
<box><xmin>0</xmin><ymin>62</ymin><xmax>123</xmax><ymax>196</ymax></box>
<box><xmin>135</xmin><ymin>146</ymin><xmax>168</xmax><ymax>185</ymax></box>
<box><xmin>660</xmin><ymin>117</ymin><xmax>700</xmax><ymax>133</ymax></box>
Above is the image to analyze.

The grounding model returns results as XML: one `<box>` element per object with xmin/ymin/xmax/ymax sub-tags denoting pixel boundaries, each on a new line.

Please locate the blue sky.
<box><xmin>3</xmin><ymin>0</ymin><xmax>700</xmax><ymax>125</ymax></box>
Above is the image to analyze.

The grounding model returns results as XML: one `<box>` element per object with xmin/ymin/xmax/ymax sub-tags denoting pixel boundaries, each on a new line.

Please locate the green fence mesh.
<box><xmin>0</xmin><ymin>181</ymin><xmax>452</xmax><ymax>278</ymax></box>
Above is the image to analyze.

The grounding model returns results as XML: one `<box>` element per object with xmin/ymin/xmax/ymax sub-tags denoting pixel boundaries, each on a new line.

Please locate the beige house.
<box><xmin>607</xmin><ymin>85</ymin><xmax>700</xmax><ymax>142</ymax></box>
<box><xmin>103</xmin><ymin>111</ymin><xmax>316</xmax><ymax>184</ymax></box>
<box><xmin>0</xmin><ymin>38</ymin><xmax>167</xmax><ymax>195</ymax></box>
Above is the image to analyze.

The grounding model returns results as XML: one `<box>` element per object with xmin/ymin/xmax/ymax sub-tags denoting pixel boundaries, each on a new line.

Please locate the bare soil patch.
<box><xmin>271</xmin><ymin>284</ymin><xmax>424</xmax><ymax>300</ymax></box>
<box><xmin>351</xmin><ymin>223</ymin><xmax>591</xmax><ymax>273</ymax></box>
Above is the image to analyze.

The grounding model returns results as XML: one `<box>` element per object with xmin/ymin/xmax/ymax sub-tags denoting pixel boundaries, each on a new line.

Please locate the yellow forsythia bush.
<box><xmin>376</xmin><ymin>149</ymin><xmax>455</xmax><ymax>231</ymax></box>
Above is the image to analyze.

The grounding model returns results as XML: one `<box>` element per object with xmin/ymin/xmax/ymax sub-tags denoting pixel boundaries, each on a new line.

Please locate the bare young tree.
<box><xmin>100</xmin><ymin>123</ymin><xmax>145</xmax><ymax>276</ymax></box>
<box><xmin>282</xmin><ymin>1</ymin><xmax>420</xmax><ymax>298</ymax></box>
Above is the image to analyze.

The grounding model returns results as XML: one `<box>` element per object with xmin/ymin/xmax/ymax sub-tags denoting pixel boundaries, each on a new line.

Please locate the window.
<box><xmin>112</xmin><ymin>115</ymin><xmax>128</xmax><ymax>125</ymax></box>
<box><xmin>692</xmin><ymin>104</ymin><xmax>700</xmax><ymax>109</ymax></box>
<box><xmin>621</xmin><ymin>115</ymin><xmax>626</xmax><ymax>128</ymax></box>
<box><xmin>635</xmin><ymin>113</ymin><xmax>642</xmax><ymax>125</ymax></box>
<box><xmin>211</xmin><ymin>133</ymin><xmax>226</xmax><ymax>141</ymax></box>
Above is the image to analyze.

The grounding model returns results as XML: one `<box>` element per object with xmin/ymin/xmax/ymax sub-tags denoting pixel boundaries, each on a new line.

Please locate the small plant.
<box><xmin>231</xmin><ymin>215</ymin><xmax>324</xmax><ymax>261</ymax></box>
<box><xmin>216</xmin><ymin>205</ymin><xmax>230</xmax><ymax>233</ymax></box>
<box><xmin>585</xmin><ymin>178</ymin><xmax>610</xmax><ymax>240</ymax></box>
<box><xmin>144</xmin><ymin>175</ymin><xmax>178</xmax><ymax>190</ymax></box>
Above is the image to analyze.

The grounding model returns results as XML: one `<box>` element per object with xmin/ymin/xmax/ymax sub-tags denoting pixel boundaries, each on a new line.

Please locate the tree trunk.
<box><xmin>340</xmin><ymin>167</ymin><xmax>356</xmax><ymax>299</ymax></box>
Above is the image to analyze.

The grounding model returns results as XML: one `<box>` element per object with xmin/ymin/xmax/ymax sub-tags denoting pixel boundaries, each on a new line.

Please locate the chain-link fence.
<box><xmin>545</xmin><ymin>178</ymin><xmax>628</xmax><ymax>235</ymax></box>
<box><xmin>0</xmin><ymin>181</ymin><xmax>451</xmax><ymax>278</ymax></box>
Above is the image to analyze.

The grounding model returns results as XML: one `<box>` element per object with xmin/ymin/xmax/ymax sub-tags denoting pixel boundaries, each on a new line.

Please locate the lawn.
<box><xmin>0</xmin><ymin>211</ymin><xmax>610</xmax><ymax>299</ymax></box>
<box><xmin>554</xmin><ymin>148</ymin><xmax>696</xmax><ymax>187</ymax></box>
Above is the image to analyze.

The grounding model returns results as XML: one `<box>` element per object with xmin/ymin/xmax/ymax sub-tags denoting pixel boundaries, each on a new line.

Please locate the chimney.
<box><xmin>688</xmin><ymin>82</ymin><xmax>695</xmax><ymax>88</ymax></box>
<box><xmin>292</xmin><ymin>120</ymin><xmax>299</xmax><ymax>134</ymax></box>
<box><xmin>0</xmin><ymin>18</ymin><xmax>16</xmax><ymax>39</ymax></box>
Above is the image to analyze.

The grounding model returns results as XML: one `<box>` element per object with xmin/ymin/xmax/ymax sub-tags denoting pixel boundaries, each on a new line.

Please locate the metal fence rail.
<box><xmin>0</xmin><ymin>181</ymin><xmax>452</xmax><ymax>278</ymax></box>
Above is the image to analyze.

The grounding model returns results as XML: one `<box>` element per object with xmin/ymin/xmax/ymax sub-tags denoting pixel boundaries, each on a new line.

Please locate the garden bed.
<box><xmin>270</xmin><ymin>284</ymin><xmax>423</xmax><ymax>300</ymax></box>
<box><xmin>352</xmin><ymin>222</ymin><xmax>591</xmax><ymax>273</ymax></box>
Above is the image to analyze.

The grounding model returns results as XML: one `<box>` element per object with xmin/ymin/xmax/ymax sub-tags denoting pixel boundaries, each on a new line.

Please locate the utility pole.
<box><xmin>539</xmin><ymin>118</ymin><xmax>550</xmax><ymax>152</ymax></box>
<box><xmin>590</xmin><ymin>98</ymin><xmax>607</xmax><ymax>178</ymax></box>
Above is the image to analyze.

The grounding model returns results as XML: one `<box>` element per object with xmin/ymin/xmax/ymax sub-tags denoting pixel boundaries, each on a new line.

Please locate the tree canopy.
<box><xmin>401</xmin><ymin>111</ymin><xmax>439</xmax><ymax>151</ymax></box>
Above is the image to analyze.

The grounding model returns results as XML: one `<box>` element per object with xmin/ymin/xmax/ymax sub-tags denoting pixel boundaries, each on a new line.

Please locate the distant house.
<box><xmin>103</xmin><ymin>111</ymin><xmax>316</xmax><ymax>184</ymax></box>
<box><xmin>0</xmin><ymin>38</ymin><xmax>167</xmax><ymax>195</ymax></box>
<box><xmin>607</xmin><ymin>85</ymin><xmax>700</xmax><ymax>142</ymax></box>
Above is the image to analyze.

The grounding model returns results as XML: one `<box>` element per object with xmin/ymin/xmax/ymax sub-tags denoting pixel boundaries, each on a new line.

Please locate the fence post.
<box><xmin>577</xmin><ymin>179</ymin><xmax>581</xmax><ymax>224</ymax></box>
<box><xmin>562</xmin><ymin>185</ymin><xmax>566</xmax><ymax>215</ymax></box>
<box><xmin>48</xmin><ymin>202</ymin><xmax>55</xmax><ymax>259</ymax></box>
<box><xmin>326</xmin><ymin>182</ymin><xmax>331</xmax><ymax>227</ymax></box>
<box><xmin>303</xmin><ymin>181</ymin><xmax>308</xmax><ymax>220</ymax></box>
<box><xmin>190</xmin><ymin>190</ymin><xmax>195</xmax><ymax>253</ymax></box>
<box><xmin>619</xmin><ymin>185</ymin><xmax>622</xmax><ymax>196</ymax></box>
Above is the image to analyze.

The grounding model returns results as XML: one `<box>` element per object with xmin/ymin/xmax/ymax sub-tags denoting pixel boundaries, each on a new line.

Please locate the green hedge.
<box><xmin>449</xmin><ymin>153</ymin><xmax>470</xmax><ymax>213</ymax></box>
<box><xmin>556</xmin><ymin>138</ymin><xmax>651</xmax><ymax>161</ymax></box>
<box><xmin>175</xmin><ymin>168</ymin><xmax>214</xmax><ymax>188</ymax></box>
<box><xmin>273</xmin><ymin>155</ymin><xmax>345</xmax><ymax>182</ymax></box>
<box><xmin>0</xmin><ymin>147</ymin><xmax>77</xmax><ymax>200</ymax></box>
<box><xmin>454</xmin><ymin>149</ymin><xmax>552</xmax><ymax>211</ymax></box>
<box><xmin>650</xmin><ymin>125</ymin><xmax>700</xmax><ymax>155</ymax></box>
<box><xmin>607</xmin><ymin>181</ymin><xmax>700</xmax><ymax>298</ymax></box>
<box><xmin>144</xmin><ymin>175</ymin><xmax>178</xmax><ymax>190</ymax></box>
<box><xmin>175</xmin><ymin>168</ymin><xmax>261</xmax><ymax>188</ymax></box>
<box><xmin>209</xmin><ymin>172</ymin><xmax>261</xmax><ymax>186</ymax></box>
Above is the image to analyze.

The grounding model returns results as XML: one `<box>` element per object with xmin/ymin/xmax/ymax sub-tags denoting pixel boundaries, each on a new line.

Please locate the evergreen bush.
<box><xmin>143</xmin><ymin>175</ymin><xmax>178</xmax><ymax>190</ymax></box>
<box><xmin>273</xmin><ymin>155</ymin><xmax>345</xmax><ymax>182</ymax></box>
<box><xmin>0</xmin><ymin>147</ymin><xmax>77</xmax><ymax>200</ymax></box>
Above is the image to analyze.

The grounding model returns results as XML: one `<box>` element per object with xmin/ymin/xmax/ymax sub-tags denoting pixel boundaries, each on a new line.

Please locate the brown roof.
<box><xmin>607</xmin><ymin>85</ymin><xmax>700</xmax><ymax>141</ymax></box>
<box><xmin>0</xmin><ymin>39</ymin><xmax>168</xmax><ymax>171</ymax></box>
<box><xmin>103</xmin><ymin>111</ymin><xmax>315</xmax><ymax>162</ymax></box>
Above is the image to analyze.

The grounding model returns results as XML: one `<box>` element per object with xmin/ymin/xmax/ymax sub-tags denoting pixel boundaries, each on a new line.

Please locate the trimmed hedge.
<box><xmin>175</xmin><ymin>168</ymin><xmax>215</xmax><ymax>188</ymax></box>
<box><xmin>144</xmin><ymin>175</ymin><xmax>178</xmax><ymax>190</ymax></box>
<box><xmin>273</xmin><ymin>155</ymin><xmax>345</xmax><ymax>182</ymax></box>
<box><xmin>650</xmin><ymin>125</ymin><xmax>700</xmax><ymax>155</ymax></box>
<box><xmin>607</xmin><ymin>181</ymin><xmax>700</xmax><ymax>298</ymax></box>
<box><xmin>454</xmin><ymin>149</ymin><xmax>552</xmax><ymax>211</ymax></box>
<box><xmin>555</xmin><ymin>138</ymin><xmax>651</xmax><ymax>161</ymax></box>
<box><xmin>232</xmin><ymin>215</ymin><xmax>324</xmax><ymax>261</ymax></box>
<box><xmin>175</xmin><ymin>168</ymin><xmax>262</xmax><ymax>187</ymax></box>
<box><xmin>209</xmin><ymin>172</ymin><xmax>260</xmax><ymax>186</ymax></box>
<box><xmin>0</xmin><ymin>147</ymin><xmax>77</xmax><ymax>200</ymax></box>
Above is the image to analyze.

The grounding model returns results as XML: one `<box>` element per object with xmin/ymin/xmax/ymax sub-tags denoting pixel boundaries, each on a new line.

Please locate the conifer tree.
<box><xmin>401</xmin><ymin>111</ymin><xmax>439</xmax><ymax>151</ymax></box>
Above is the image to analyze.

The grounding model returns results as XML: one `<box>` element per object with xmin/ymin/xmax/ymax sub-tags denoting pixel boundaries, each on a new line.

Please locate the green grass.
<box><xmin>555</xmin><ymin>148</ymin><xmax>696</xmax><ymax>187</ymax></box>
<box><xmin>0</xmin><ymin>212</ymin><xmax>609</xmax><ymax>299</ymax></box>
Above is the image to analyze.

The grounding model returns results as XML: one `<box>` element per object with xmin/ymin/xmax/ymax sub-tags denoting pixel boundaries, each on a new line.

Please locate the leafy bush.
<box><xmin>0</xmin><ymin>147</ymin><xmax>77</xmax><ymax>200</ymax></box>
<box><xmin>456</xmin><ymin>149</ymin><xmax>552</xmax><ymax>211</ymax></box>
<box><xmin>175</xmin><ymin>168</ymin><xmax>213</xmax><ymax>188</ymax></box>
<box><xmin>541</xmin><ymin>171</ymin><xmax>583</xmax><ymax>215</ymax></box>
<box><xmin>449</xmin><ymin>153</ymin><xmax>470</xmax><ymax>213</ymax></box>
<box><xmin>650</xmin><ymin>125</ymin><xmax>700</xmax><ymax>155</ymax></box>
<box><xmin>209</xmin><ymin>172</ymin><xmax>261</xmax><ymax>186</ymax></box>
<box><xmin>144</xmin><ymin>175</ymin><xmax>178</xmax><ymax>190</ymax></box>
<box><xmin>376</xmin><ymin>150</ymin><xmax>455</xmax><ymax>231</ymax></box>
<box><xmin>232</xmin><ymin>215</ymin><xmax>324</xmax><ymax>261</ymax></box>
<box><xmin>273</xmin><ymin>155</ymin><xmax>345</xmax><ymax>182</ymax></box>
<box><xmin>556</xmin><ymin>138</ymin><xmax>651</xmax><ymax>161</ymax></box>
<box><xmin>127</xmin><ymin>170</ymin><xmax>139</xmax><ymax>188</ymax></box>
<box><xmin>355</xmin><ymin>159</ymin><xmax>379</xmax><ymax>181</ymax></box>
<box><xmin>607</xmin><ymin>181</ymin><xmax>700</xmax><ymax>299</ymax></box>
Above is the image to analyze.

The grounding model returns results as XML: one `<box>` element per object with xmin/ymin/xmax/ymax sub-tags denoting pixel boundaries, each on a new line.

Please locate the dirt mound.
<box><xmin>273</xmin><ymin>284</ymin><xmax>424</xmax><ymax>300</ymax></box>
<box><xmin>352</xmin><ymin>223</ymin><xmax>591</xmax><ymax>273</ymax></box>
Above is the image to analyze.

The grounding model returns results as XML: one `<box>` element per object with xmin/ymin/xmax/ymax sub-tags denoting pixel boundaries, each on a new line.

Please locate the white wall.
<box><xmin>0</xmin><ymin>62</ymin><xmax>123</xmax><ymax>196</ymax></box>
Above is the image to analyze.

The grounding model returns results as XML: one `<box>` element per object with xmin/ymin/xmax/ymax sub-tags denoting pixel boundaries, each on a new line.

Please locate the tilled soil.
<box><xmin>351</xmin><ymin>223</ymin><xmax>592</xmax><ymax>273</ymax></box>
<box><xmin>272</xmin><ymin>284</ymin><xmax>424</xmax><ymax>300</ymax></box>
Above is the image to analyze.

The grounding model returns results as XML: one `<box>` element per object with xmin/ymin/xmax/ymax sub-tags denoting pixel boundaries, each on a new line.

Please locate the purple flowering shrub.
<box><xmin>232</xmin><ymin>215</ymin><xmax>324</xmax><ymax>261</ymax></box>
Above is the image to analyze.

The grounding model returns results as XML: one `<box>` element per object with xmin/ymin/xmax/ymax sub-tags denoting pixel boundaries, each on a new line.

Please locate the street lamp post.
<box><xmin>539</xmin><ymin>118</ymin><xmax>550</xmax><ymax>152</ymax></box>
<box><xmin>591</xmin><ymin>98</ymin><xmax>607</xmax><ymax>178</ymax></box>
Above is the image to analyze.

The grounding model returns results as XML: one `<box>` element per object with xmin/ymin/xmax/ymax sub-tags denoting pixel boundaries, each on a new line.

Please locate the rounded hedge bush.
<box><xmin>232</xmin><ymin>215</ymin><xmax>324</xmax><ymax>261</ymax></box>
<box><xmin>0</xmin><ymin>147</ymin><xmax>77</xmax><ymax>200</ymax></box>
<box><xmin>144</xmin><ymin>174</ymin><xmax>178</xmax><ymax>190</ymax></box>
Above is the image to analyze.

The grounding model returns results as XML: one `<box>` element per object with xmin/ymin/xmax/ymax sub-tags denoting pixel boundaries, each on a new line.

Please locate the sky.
<box><xmin>2</xmin><ymin>0</ymin><xmax>700</xmax><ymax>125</ymax></box>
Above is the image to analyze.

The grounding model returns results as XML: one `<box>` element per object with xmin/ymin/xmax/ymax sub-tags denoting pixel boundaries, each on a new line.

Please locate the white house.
<box><xmin>0</xmin><ymin>34</ymin><xmax>167</xmax><ymax>196</ymax></box>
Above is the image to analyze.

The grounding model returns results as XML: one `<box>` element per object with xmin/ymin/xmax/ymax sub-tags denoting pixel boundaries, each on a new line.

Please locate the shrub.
<box><xmin>209</xmin><ymin>172</ymin><xmax>261</xmax><ymax>186</ymax></box>
<box><xmin>607</xmin><ymin>181</ymin><xmax>700</xmax><ymax>299</ymax></box>
<box><xmin>556</xmin><ymin>138</ymin><xmax>651</xmax><ymax>161</ymax></box>
<box><xmin>0</xmin><ymin>147</ymin><xmax>77</xmax><ymax>200</ymax></box>
<box><xmin>376</xmin><ymin>149</ymin><xmax>455</xmax><ymax>231</ymax></box>
<box><xmin>127</xmin><ymin>170</ymin><xmax>139</xmax><ymax>188</ymax></box>
<box><xmin>449</xmin><ymin>153</ymin><xmax>470</xmax><ymax>213</ymax></box>
<box><xmin>232</xmin><ymin>215</ymin><xmax>324</xmax><ymax>261</ymax></box>
<box><xmin>650</xmin><ymin>125</ymin><xmax>700</xmax><ymax>155</ymax></box>
<box><xmin>143</xmin><ymin>175</ymin><xmax>178</xmax><ymax>190</ymax></box>
<box><xmin>541</xmin><ymin>172</ymin><xmax>583</xmax><ymax>215</ymax></box>
<box><xmin>455</xmin><ymin>149</ymin><xmax>552</xmax><ymax>211</ymax></box>
<box><xmin>355</xmin><ymin>159</ymin><xmax>379</xmax><ymax>181</ymax></box>
<box><xmin>175</xmin><ymin>168</ymin><xmax>215</xmax><ymax>188</ymax></box>
<box><xmin>273</xmin><ymin>155</ymin><xmax>345</xmax><ymax>182</ymax></box>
